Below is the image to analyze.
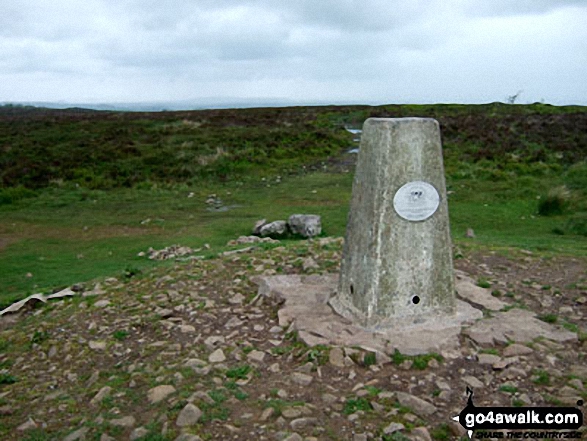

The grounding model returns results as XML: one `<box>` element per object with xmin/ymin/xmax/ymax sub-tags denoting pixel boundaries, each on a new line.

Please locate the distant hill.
<box><xmin>0</xmin><ymin>98</ymin><xmax>349</xmax><ymax>112</ymax></box>
<box><xmin>1</xmin><ymin>102</ymin><xmax>586</xmax><ymax>191</ymax></box>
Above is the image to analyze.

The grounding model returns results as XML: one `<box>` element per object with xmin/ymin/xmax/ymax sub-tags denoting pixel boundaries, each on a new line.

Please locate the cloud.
<box><xmin>0</xmin><ymin>0</ymin><xmax>586</xmax><ymax>104</ymax></box>
<box><xmin>459</xmin><ymin>0</ymin><xmax>587</xmax><ymax>17</ymax></box>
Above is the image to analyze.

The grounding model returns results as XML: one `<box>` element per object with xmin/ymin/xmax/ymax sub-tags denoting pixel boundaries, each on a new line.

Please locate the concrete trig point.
<box><xmin>254</xmin><ymin>117</ymin><xmax>483</xmax><ymax>356</ymax></box>
<box><xmin>329</xmin><ymin>117</ymin><xmax>456</xmax><ymax>329</ymax></box>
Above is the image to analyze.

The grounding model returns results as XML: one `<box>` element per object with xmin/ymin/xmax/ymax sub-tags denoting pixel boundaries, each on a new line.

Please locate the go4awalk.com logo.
<box><xmin>453</xmin><ymin>387</ymin><xmax>584</xmax><ymax>439</ymax></box>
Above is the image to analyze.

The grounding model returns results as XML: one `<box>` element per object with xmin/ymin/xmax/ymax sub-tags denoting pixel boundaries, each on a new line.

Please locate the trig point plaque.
<box><xmin>329</xmin><ymin>117</ymin><xmax>456</xmax><ymax>329</ymax></box>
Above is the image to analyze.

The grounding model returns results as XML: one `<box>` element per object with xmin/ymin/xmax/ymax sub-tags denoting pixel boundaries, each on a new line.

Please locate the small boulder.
<box><xmin>259</xmin><ymin>220</ymin><xmax>288</xmax><ymax>237</ymax></box>
<box><xmin>253</xmin><ymin>219</ymin><xmax>267</xmax><ymax>235</ymax></box>
<box><xmin>288</xmin><ymin>214</ymin><xmax>321</xmax><ymax>238</ymax></box>
<box><xmin>147</xmin><ymin>385</ymin><xmax>176</xmax><ymax>404</ymax></box>
<box><xmin>176</xmin><ymin>403</ymin><xmax>202</xmax><ymax>427</ymax></box>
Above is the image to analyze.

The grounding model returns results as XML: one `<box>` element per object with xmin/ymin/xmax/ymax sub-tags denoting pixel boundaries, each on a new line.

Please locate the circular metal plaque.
<box><xmin>393</xmin><ymin>181</ymin><xmax>440</xmax><ymax>222</ymax></box>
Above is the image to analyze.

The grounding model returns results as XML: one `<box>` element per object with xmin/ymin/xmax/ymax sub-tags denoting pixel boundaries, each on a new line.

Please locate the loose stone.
<box><xmin>147</xmin><ymin>385</ymin><xmax>176</xmax><ymax>404</ymax></box>
<box><xmin>291</xmin><ymin>372</ymin><xmax>313</xmax><ymax>386</ymax></box>
<box><xmin>395</xmin><ymin>392</ymin><xmax>437</xmax><ymax>417</ymax></box>
<box><xmin>208</xmin><ymin>348</ymin><xmax>226</xmax><ymax>363</ymax></box>
<box><xmin>176</xmin><ymin>403</ymin><xmax>202</xmax><ymax>427</ymax></box>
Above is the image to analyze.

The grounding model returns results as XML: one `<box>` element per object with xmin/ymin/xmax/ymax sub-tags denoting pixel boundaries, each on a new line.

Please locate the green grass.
<box><xmin>112</xmin><ymin>330</ymin><xmax>129</xmax><ymax>341</ymax></box>
<box><xmin>262</xmin><ymin>399</ymin><xmax>306</xmax><ymax>416</ymax></box>
<box><xmin>343</xmin><ymin>397</ymin><xmax>372</xmax><ymax>415</ymax></box>
<box><xmin>1</xmin><ymin>104</ymin><xmax>586</xmax><ymax>305</ymax></box>
<box><xmin>430</xmin><ymin>423</ymin><xmax>451</xmax><ymax>441</ymax></box>
<box><xmin>499</xmin><ymin>385</ymin><xmax>518</xmax><ymax>394</ymax></box>
<box><xmin>537</xmin><ymin>313</ymin><xmax>558</xmax><ymax>324</ymax></box>
<box><xmin>391</xmin><ymin>350</ymin><xmax>443</xmax><ymax>370</ymax></box>
<box><xmin>2</xmin><ymin>169</ymin><xmax>585</xmax><ymax>306</ymax></box>
<box><xmin>306</xmin><ymin>345</ymin><xmax>330</xmax><ymax>365</ymax></box>
<box><xmin>532</xmin><ymin>369</ymin><xmax>551</xmax><ymax>385</ymax></box>
<box><xmin>225</xmin><ymin>365</ymin><xmax>252</xmax><ymax>380</ymax></box>
<box><xmin>0</xmin><ymin>373</ymin><xmax>17</xmax><ymax>385</ymax></box>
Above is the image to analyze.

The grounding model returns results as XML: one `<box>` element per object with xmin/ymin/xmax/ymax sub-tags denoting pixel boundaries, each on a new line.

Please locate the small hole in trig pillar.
<box><xmin>350</xmin><ymin>284</ymin><xmax>354</xmax><ymax>295</ymax></box>
<box><xmin>412</xmin><ymin>295</ymin><xmax>420</xmax><ymax>305</ymax></box>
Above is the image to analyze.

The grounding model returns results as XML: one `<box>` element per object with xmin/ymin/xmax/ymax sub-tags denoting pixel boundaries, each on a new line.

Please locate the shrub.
<box><xmin>566</xmin><ymin>214</ymin><xmax>587</xmax><ymax>236</ymax></box>
<box><xmin>565</xmin><ymin>162</ymin><xmax>587</xmax><ymax>191</ymax></box>
<box><xmin>0</xmin><ymin>186</ymin><xmax>37</xmax><ymax>205</ymax></box>
<box><xmin>538</xmin><ymin>186</ymin><xmax>570</xmax><ymax>216</ymax></box>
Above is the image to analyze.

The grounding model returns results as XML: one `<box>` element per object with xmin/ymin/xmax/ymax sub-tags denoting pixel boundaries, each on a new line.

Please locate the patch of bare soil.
<box><xmin>0</xmin><ymin>237</ymin><xmax>12</xmax><ymax>252</ymax></box>
<box><xmin>0</xmin><ymin>240</ymin><xmax>585</xmax><ymax>440</ymax></box>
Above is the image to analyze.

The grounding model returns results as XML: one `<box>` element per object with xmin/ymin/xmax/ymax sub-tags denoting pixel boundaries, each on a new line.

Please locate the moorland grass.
<box><xmin>1</xmin><ymin>103</ymin><xmax>586</xmax><ymax>306</ymax></box>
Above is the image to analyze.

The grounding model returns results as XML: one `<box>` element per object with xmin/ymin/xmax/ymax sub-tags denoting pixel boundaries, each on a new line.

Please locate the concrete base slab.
<box><xmin>463</xmin><ymin>308</ymin><xmax>577</xmax><ymax>346</ymax></box>
<box><xmin>253</xmin><ymin>274</ymin><xmax>482</xmax><ymax>356</ymax></box>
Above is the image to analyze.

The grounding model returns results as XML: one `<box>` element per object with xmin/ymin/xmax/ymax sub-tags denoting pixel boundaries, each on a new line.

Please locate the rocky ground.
<box><xmin>0</xmin><ymin>238</ymin><xmax>586</xmax><ymax>441</ymax></box>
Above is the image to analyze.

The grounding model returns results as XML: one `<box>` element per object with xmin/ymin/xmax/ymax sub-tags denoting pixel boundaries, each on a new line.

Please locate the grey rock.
<box><xmin>16</xmin><ymin>418</ymin><xmax>37</xmax><ymax>431</ymax></box>
<box><xmin>204</xmin><ymin>336</ymin><xmax>225</xmax><ymax>347</ymax></box>
<box><xmin>288</xmin><ymin>214</ymin><xmax>322</xmax><ymax>238</ymax></box>
<box><xmin>247</xmin><ymin>350</ymin><xmax>266</xmax><ymax>363</ymax></box>
<box><xmin>396</xmin><ymin>392</ymin><xmax>437</xmax><ymax>417</ymax></box>
<box><xmin>456</xmin><ymin>278</ymin><xmax>506</xmax><ymax>311</ymax></box>
<box><xmin>383</xmin><ymin>422</ymin><xmax>405</xmax><ymax>434</ymax></box>
<box><xmin>174</xmin><ymin>434</ymin><xmax>203</xmax><ymax>441</ymax></box>
<box><xmin>259</xmin><ymin>220</ymin><xmax>288</xmax><ymax>237</ymax></box>
<box><xmin>463</xmin><ymin>376</ymin><xmax>484</xmax><ymax>389</ymax></box>
<box><xmin>291</xmin><ymin>372</ymin><xmax>313</xmax><ymax>386</ymax></box>
<box><xmin>176</xmin><ymin>403</ymin><xmax>202</xmax><ymax>426</ymax></box>
<box><xmin>130</xmin><ymin>427</ymin><xmax>149</xmax><ymax>440</ymax></box>
<box><xmin>90</xmin><ymin>386</ymin><xmax>112</xmax><ymax>406</ymax></box>
<box><xmin>329</xmin><ymin>347</ymin><xmax>345</xmax><ymax>367</ymax></box>
<box><xmin>477</xmin><ymin>353</ymin><xmax>501</xmax><ymax>365</ymax></box>
<box><xmin>322</xmin><ymin>393</ymin><xmax>338</xmax><ymax>404</ymax></box>
<box><xmin>88</xmin><ymin>341</ymin><xmax>107</xmax><ymax>350</ymax></box>
<box><xmin>260</xmin><ymin>407</ymin><xmax>275</xmax><ymax>421</ymax></box>
<box><xmin>253</xmin><ymin>219</ymin><xmax>267</xmax><ymax>235</ymax></box>
<box><xmin>569</xmin><ymin>378</ymin><xmax>584</xmax><ymax>390</ymax></box>
<box><xmin>224</xmin><ymin>316</ymin><xmax>243</xmax><ymax>328</ymax></box>
<box><xmin>147</xmin><ymin>385</ymin><xmax>176</xmax><ymax>404</ymax></box>
<box><xmin>85</xmin><ymin>370</ymin><xmax>100</xmax><ymax>388</ymax></box>
<box><xmin>290</xmin><ymin>417</ymin><xmax>318</xmax><ymax>430</ymax></box>
<box><xmin>48</xmin><ymin>345</ymin><xmax>58</xmax><ymax>358</ymax></box>
<box><xmin>493</xmin><ymin>357</ymin><xmax>519</xmax><ymax>370</ymax></box>
<box><xmin>282</xmin><ymin>407</ymin><xmax>302</xmax><ymax>418</ymax></box>
<box><xmin>269</xmin><ymin>362</ymin><xmax>281</xmax><ymax>373</ymax></box>
<box><xmin>410</xmin><ymin>427</ymin><xmax>432</xmax><ymax>441</ymax></box>
<box><xmin>282</xmin><ymin>434</ymin><xmax>303</xmax><ymax>441</ymax></box>
<box><xmin>448</xmin><ymin>420</ymin><xmax>467</xmax><ymax>437</ymax></box>
<box><xmin>63</xmin><ymin>427</ymin><xmax>89</xmax><ymax>441</ymax></box>
<box><xmin>503</xmin><ymin>343</ymin><xmax>533</xmax><ymax>357</ymax></box>
<box><xmin>179</xmin><ymin>324</ymin><xmax>196</xmax><ymax>333</ymax></box>
<box><xmin>208</xmin><ymin>348</ymin><xmax>226</xmax><ymax>363</ymax></box>
<box><xmin>229</xmin><ymin>293</ymin><xmax>245</xmax><ymax>304</ymax></box>
<box><xmin>465</xmin><ymin>308</ymin><xmax>577</xmax><ymax>345</ymax></box>
<box><xmin>94</xmin><ymin>299</ymin><xmax>111</xmax><ymax>308</ymax></box>
<box><xmin>188</xmin><ymin>390</ymin><xmax>215</xmax><ymax>405</ymax></box>
<box><xmin>302</xmin><ymin>257</ymin><xmax>319</xmax><ymax>271</ymax></box>
<box><xmin>254</xmin><ymin>273</ymin><xmax>481</xmax><ymax>356</ymax></box>
<box><xmin>99</xmin><ymin>434</ymin><xmax>116</xmax><ymax>441</ymax></box>
<box><xmin>559</xmin><ymin>386</ymin><xmax>580</xmax><ymax>397</ymax></box>
<box><xmin>109</xmin><ymin>416</ymin><xmax>136</xmax><ymax>427</ymax></box>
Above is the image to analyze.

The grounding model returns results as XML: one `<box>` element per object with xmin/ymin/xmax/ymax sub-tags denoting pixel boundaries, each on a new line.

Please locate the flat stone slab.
<box><xmin>253</xmin><ymin>274</ymin><xmax>482</xmax><ymax>356</ymax></box>
<box><xmin>464</xmin><ymin>308</ymin><xmax>577</xmax><ymax>346</ymax></box>
<box><xmin>455</xmin><ymin>270</ymin><xmax>507</xmax><ymax>311</ymax></box>
<box><xmin>254</xmin><ymin>274</ymin><xmax>577</xmax><ymax>355</ymax></box>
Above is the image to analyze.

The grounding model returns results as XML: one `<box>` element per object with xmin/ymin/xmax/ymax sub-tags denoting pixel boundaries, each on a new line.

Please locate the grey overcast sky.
<box><xmin>1</xmin><ymin>0</ymin><xmax>586</xmax><ymax>106</ymax></box>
